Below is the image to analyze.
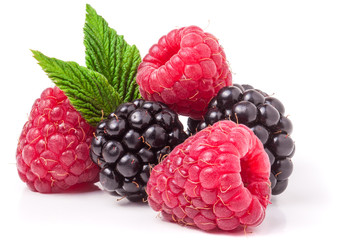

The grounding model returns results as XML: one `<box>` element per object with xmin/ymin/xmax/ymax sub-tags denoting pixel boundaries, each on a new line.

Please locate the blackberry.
<box><xmin>90</xmin><ymin>99</ymin><xmax>187</xmax><ymax>202</ymax></box>
<box><xmin>187</xmin><ymin>84</ymin><xmax>295</xmax><ymax>195</ymax></box>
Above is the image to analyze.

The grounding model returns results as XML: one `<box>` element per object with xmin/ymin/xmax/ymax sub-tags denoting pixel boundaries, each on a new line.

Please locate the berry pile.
<box><xmin>16</xmin><ymin>87</ymin><xmax>99</xmax><ymax>193</ymax></box>
<box><xmin>136</xmin><ymin>26</ymin><xmax>232</xmax><ymax>120</ymax></box>
<box><xmin>187</xmin><ymin>84</ymin><xmax>295</xmax><ymax>195</ymax></box>
<box><xmin>147</xmin><ymin>121</ymin><xmax>271</xmax><ymax>231</ymax></box>
<box><xmin>90</xmin><ymin>99</ymin><xmax>188</xmax><ymax>201</ymax></box>
<box><xmin>16</xmin><ymin>5</ymin><xmax>296</xmax><ymax>233</ymax></box>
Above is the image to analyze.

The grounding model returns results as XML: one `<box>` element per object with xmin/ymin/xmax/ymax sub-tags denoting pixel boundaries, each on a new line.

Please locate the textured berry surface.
<box><xmin>16</xmin><ymin>87</ymin><xmax>99</xmax><ymax>193</ymax></box>
<box><xmin>147</xmin><ymin>121</ymin><xmax>271</xmax><ymax>231</ymax></box>
<box><xmin>90</xmin><ymin>99</ymin><xmax>188</xmax><ymax>202</ymax></box>
<box><xmin>136</xmin><ymin>26</ymin><xmax>232</xmax><ymax>120</ymax></box>
<box><xmin>187</xmin><ymin>84</ymin><xmax>295</xmax><ymax>195</ymax></box>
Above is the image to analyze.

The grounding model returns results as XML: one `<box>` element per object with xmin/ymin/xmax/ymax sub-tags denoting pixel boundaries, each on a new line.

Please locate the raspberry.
<box><xmin>90</xmin><ymin>99</ymin><xmax>188</xmax><ymax>202</ymax></box>
<box><xmin>16</xmin><ymin>86</ymin><xmax>99</xmax><ymax>193</ymax></box>
<box><xmin>147</xmin><ymin>121</ymin><xmax>271</xmax><ymax>231</ymax></box>
<box><xmin>188</xmin><ymin>84</ymin><xmax>295</xmax><ymax>195</ymax></box>
<box><xmin>136</xmin><ymin>26</ymin><xmax>232</xmax><ymax>120</ymax></box>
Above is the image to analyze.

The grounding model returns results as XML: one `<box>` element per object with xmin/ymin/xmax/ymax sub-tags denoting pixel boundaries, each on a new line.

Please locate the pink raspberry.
<box><xmin>16</xmin><ymin>86</ymin><xmax>99</xmax><ymax>193</ymax></box>
<box><xmin>136</xmin><ymin>26</ymin><xmax>232</xmax><ymax>120</ymax></box>
<box><xmin>147</xmin><ymin>120</ymin><xmax>271</xmax><ymax>231</ymax></box>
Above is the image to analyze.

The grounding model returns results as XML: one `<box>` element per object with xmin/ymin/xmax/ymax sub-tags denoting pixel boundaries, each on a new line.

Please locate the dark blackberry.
<box><xmin>90</xmin><ymin>99</ymin><xmax>187</xmax><ymax>202</ymax></box>
<box><xmin>187</xmin><ymin>84</ymin><xmax>295</xmax><ymax>195</ymax></box>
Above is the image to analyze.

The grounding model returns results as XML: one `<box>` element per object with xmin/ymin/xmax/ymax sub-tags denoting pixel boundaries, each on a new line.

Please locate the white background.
<box><xmin>1</xmin><ymin>0</ymin><xmax>336</xmax><ymax>239</ymax></box>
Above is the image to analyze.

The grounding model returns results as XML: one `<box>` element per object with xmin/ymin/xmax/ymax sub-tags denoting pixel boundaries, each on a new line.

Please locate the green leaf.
<box><xmin>31</xmin><ymin>50</ymin><xmax>122</xmax><ymax>126</ymax></box>
<box><xmin>84</xmin><ymin>4</ymin><xmax>141</xmax><ymax>102</ymax></box>
<box><xmin>119</xmin><ymin>45</ymin><xmax>143</xmax><ymax>102</ymax></box>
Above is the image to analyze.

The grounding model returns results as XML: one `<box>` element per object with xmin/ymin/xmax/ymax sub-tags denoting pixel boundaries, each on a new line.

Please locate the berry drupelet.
<box><xmin>187</xmin><ymin>84</ymin><xmax>295</xmax><ymax>195</ymax></box>
<box><xmin>90</xmin><ymin>99</ymin><xmax>188</xmax><ymax>201</ymax></box>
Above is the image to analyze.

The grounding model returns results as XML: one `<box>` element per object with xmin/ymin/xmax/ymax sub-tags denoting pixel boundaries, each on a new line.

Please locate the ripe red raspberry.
<box><xmin>147</xmin><ymin>120</ymin><xmax>271</xmax><ymax>231</ymax></box>
<box><xmin>16</xmin><ymin>86</ymin><xmax>99</xmax><ymax>193</ymax></box>
<box><xmin>136</xmin><ymin>26</ymin><xmax>232</xmax><ymax>120</ymax></box>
